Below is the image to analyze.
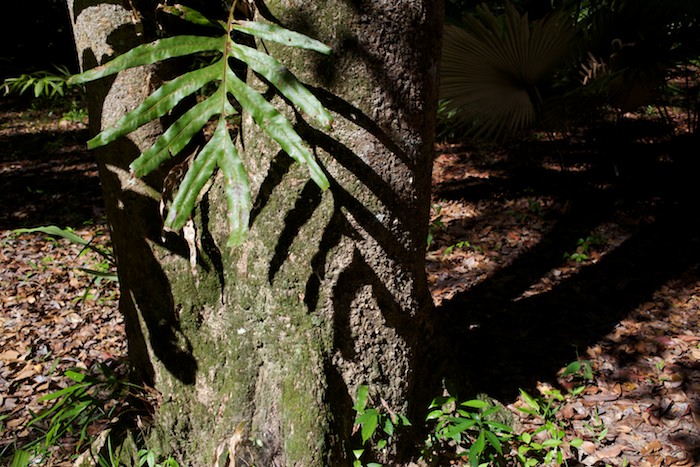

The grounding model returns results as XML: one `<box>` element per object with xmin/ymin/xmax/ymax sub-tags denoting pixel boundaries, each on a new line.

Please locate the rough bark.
<box><xmin>67</xmin><ymin>1</ymin><xmax>442</xmax><ymax>465</ymax></box>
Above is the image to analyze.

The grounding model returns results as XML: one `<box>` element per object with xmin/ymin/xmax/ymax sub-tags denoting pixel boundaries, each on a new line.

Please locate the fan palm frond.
<box><xmin>440</xmin><ymin>3</ymin><xmax>577</xmax><ymax>140</ymax></box>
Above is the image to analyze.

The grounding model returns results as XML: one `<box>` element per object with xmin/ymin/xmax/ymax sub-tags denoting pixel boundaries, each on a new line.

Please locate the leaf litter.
<box><xmin>0</xmin><ymin>98</ymin><xmax>125</xmax><ymax>462</ymax></box>
<box><xmin>2</xmin><ymin>98</ymin><xmax>700</xmax><ymax>466</ymax></box>
<box><xmin>429</xmin><ymin>126</ymin><xmax>700</xmax><ymax>466</ymax></box>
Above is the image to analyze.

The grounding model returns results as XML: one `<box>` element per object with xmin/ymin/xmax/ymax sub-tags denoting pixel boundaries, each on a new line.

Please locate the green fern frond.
<box><xmin>230</xmin><ymin>20</ymin><xmax>333</xmax><ymax>54</ymax></box>
<box><xmin>69</xmin><ymin>5</ymin><xmax>332</xmax><ymax>246</ymax></box>
<box><xmin>87</xmin><ymin>63</ymin><xmax>221</xmax><ymax>149</ymax></box>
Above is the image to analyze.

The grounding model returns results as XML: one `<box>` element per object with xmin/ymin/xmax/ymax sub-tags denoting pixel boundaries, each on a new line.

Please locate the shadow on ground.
<box><xmin>0</xmin><ymin>99</ymin><xmax>102</xmax><ymax>230</ymax></box>
<box><xmin>433</xmin><ymin>130</ymin><xmax>700</xmax><ymax>401</ymax></box>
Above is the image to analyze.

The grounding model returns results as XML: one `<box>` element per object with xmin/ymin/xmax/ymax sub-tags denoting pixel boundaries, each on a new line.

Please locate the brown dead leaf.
<box><xmin>689</xmin><ymin>401</ymin><xmax>700</xmax><ymax>428</ymax></box>
<box><xmin>560</xmin><ymin>403</ymin><xmax>575</xmax><ymax>419</ymax></box>
<box><xmin>622</xmin><ymin>381</ymin><xmax>638</xmax><ymax>393</ymax></box>
<box><xmin>13</xmin><ymin>363</ymin><xmax>42</xmax><ymax>381</ymax></box>
<box><xmin>583</xmin><ymin>393</ymin><xmax>619</xmax><ymax>403</ymax></box>
<box><xmin>641</xmin><ymin>439</ymin><xmax>662</xmax><ymax>455</ymax></box>
<box><xmin>0</xmin><ymin>350</ymin><xmax>22</xmax><ymax>362</ymax></box>
<box><xmin>580</xmin><ymin>440</ymin><xmax>597</xmax><ymax>455</ymax></box>
<box><xmin>66</xmin><ymin>312</ymin><xmax>83</xmax><ymax>324</ymax></box>
<box><xmin>596</xmin><ymin>444</ymin><xmax>624</xmax><ymax>459</ymax></box>
<box><xmin>6</xmin><ymin>417</ymin><xmax>26</xmax><ymax>429</ymax></box>
<box><xmin>670</xmin><ymin>457</ymin><xmax>694</xmax><ymax>466</ymax></box>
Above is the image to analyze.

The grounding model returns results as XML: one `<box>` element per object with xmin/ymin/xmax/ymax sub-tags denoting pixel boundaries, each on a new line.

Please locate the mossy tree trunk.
<box><xmin>67</xmin><ymin>0</ymin><xmax>442</xmax><ymax>465</ymax></box>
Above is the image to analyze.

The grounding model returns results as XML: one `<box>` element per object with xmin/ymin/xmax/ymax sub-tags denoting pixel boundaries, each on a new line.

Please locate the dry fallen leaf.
<box><xmin>580</xmin><ymin>440</ymin><xmax>597</xmax><ymax>455</ymax></box>
<box><xmin>640</xmin><ymin>439</ymin><xmax>662</xmax><ymax>455</ymax></box>
<box><xmin>689</xmin><ymin>401</ymin><xmax>700</xmax><ymax>428</ymax></box>
<box><xmin>595</xmin><ymin>444</ymin><xmax>624</xmax><ymax>459</ymax></box>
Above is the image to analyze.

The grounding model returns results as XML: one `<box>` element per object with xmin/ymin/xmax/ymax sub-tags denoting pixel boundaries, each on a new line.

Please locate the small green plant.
<box><xmin>516</xmin><ymin>424</ymin><xmax>580</xmax><ymax>467</ymax></box>
<box><xmin>581</xmin><ymin>406</ymin><xmax>608</xmax><ymax>443</ymax></box>
<box><xmin>517</xmin><ymin>388</ymin><xmax>562</xmax><ymax>423</ymax></box>
<box><xmin>526</xmin><ymin>198</ymin><xmax>542</xmax><ymax>214</ymax></box>
<box><xmin>561</xmin><ymin>359</ymin><xmax>594</xmax><ymax>382</ymax></box>
<box><xmin>443</xmin><ymin>240</ymin><xmax>483</xmax><ymax>256</ymax></box>
<box><xmin>515</xmin><ymin>388</ymin><xmax>583</xmax><ymax>466</ymax></box>
<box><xmin>560</xmin><ymin>359</ymin><xmax>595</xmax><ymax>397</ymax></box>
<box><xmin>62</xmin><ymin>100</ymin><xmax>88</xmax><ymax>123</ymax></box>
<box><xmin>427</xmin><ymin>204</ymin><xmax>444</xmax><ymax>248</ymax></box>
<box><xmin>423</xmin><ymin>387</ymin><xmax>512</xmax><ymax>467</ymax></box>
<box><xmin>2</xmin><ymin>65</ymin><xmax>72</xmax><ymax>99</ymax></box>
<box><xmin>564</xmin><ymin>235</ymin><xmax>605</xmax><ymax>263</ymax></box>
<box><xmin>96</xmin><ymin>435</ymin><xmax>121</xmax><ymax>467</ymax></box>
<box><xmin>9</xmin><ymin>364</ymin><xmax>135</xmax><ymax>467</ymax></box>
<box><xmin>137</xmin><ymin>449</ymin><xmax>181</xmax><ymax>467</ymax></box>
<box><xmin>509</xmin><ymin>196</ymin><xmax>544</xmax><ymax>225</ymax></box>
<box><xmin>352</xmin><ymin>385</ymin><xmax>410</xmax><ymax>467</ymax></box>
<box><xmin>654</xmin><ymin>359</ymin><xmax>665</xmax><ymax>372</ymax></box>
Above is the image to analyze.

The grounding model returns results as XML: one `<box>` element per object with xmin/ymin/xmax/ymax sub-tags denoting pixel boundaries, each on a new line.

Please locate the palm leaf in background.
<box><xmin>577</xmin><ymin>0</ymin><xmax>699</xmax><ymax>112</ymax></box>
<box><xmin>440</xmin><ymin>3</ymin><xmax>577</xmax><ymax>140</ymax></box>
<box><xmin>69</xmin><ymin>5</ymin><xmax>333</xmax><ymax>247</ymax></box>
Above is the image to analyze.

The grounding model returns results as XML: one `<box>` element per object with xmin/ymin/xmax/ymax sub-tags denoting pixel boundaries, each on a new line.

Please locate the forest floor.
<box><xmin>1</xmin><ymin>96</ymin><xmax>700</xmax><ymax>466</ymax></box>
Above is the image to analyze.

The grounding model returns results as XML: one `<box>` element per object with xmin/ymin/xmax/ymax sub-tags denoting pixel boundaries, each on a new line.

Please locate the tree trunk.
<box><xmin>67</xmin><ymin>1</ymin><xmax>442</xmax><ymax>465</ymax></box>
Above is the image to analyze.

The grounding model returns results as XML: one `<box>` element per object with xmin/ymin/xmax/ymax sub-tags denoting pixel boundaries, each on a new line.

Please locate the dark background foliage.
<box><xmin>0</xmin><ymin>0</ymin><xmax>78</xmax><ymax>79</ymax></box>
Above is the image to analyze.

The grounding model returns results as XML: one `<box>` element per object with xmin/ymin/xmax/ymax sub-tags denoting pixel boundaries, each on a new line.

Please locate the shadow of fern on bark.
<box><xmin>268</xmin><ymin>180</ymin><xmax>323</xmax><ymax>283</ymax></box>
<box><xmin>248</xmin><ymin>151</ymin><xmax>294</xmax><ymax>225</ymax></box>
<box><xmin>304</xmin><ymin>208</ymin><xmax>354</xmax><ymax>312</ymax></box>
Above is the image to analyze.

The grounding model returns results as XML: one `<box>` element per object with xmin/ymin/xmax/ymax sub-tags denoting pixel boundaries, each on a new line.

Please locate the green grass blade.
<box><xmin>231</xmin><ymin>21</ymin><xmax>332</xmax><ymax>54</ymax></box>
<box><xmin>484</xmin><ymin>429</ymin><xmax>504</xmax><ymax>454</ymax></box>
<box><xmin>444</xmin><ymin>419</ymin><xmax>476</xmax><ymax>439</ymax></box>
<box><xmin>19</xmin><ymin>78</ymin><xmax>34</xmax><ymax>95</ymax></box>
<box><xmin>56</xmin><ymin>399</ymin><xmax>92</xmax><ymax>423</ymax></box>
<box><xmin>11</xmin><ymin>226</ymin><xmax>113</xmax><ymax>262</ymax></box>
<box><xmin>76</xmin><ymin>268</ymin><xmax>119</xmax><ymax>281</ymax></box>
<box><xmin>13</xmin><ymin>225</ymin><xmax>88</xmax><ymax>246</ymax></box>
<box><xmin>38</xmin><ymin>384</ymin><xmax>88</xmax><ymax>403</ymax></box>
<box><xmin>225</xmin><ymin>68</ymin><xmax>329</xmax><ymax>190</ymax></box>
<box><xmin>229</xmin><ymin>41</ymin><xmax>333</xmax><ymax>129</ymax></box>
<box><xmin>461</xmin><ymin>399</ymin><xmax>489</xmax><ymax>409</ymax></box>
<box><xmin>10</xmin><ymin>449</ymin><xmax>30</xmax><ymax>467</ymax></box>
<box><xmin>483</xmin><ymin>420</ymin><xmax>512</xmax><ymax>432</ymax></box>
<box><xmin>89</xmin><ymin>62</ymin><xmax>222</xmax><ymax>148</ymax></box>
<box><xmin>519</xmin><ymin>389</ymin><xmax>540</xmax><ymax>412</ymax></box>
<box><xmin>64</xmin><ymin>370</ymin><xmax>88</xmax><ymax>383</ymax></box>
<box><xmin>469</xmin><ymin>430</ymin><xmax>486</xmax><ymax>467</ymax></box>
<box><xmin>130</xmin><ymin>89</ymin><xmax>226</xmax><ymax>177</ymax></box>
<box><xmin>69</xmin><ymin>35</ymin><xmax>226</xmax><ymax>84</ymax></box>
<box><xmin>12</xmin><ymin>225</ymin><xmax>113</xmax><ymax>261</ymax></box>
<box><xmin>165</xmin><ymin>128</ymin><xmax>222</xmax><ymax>230</ymax></box>
<box><xmin>215</xmin><ymin>121</ymin><xmax>251</xmax><ymax>247</ymax></box>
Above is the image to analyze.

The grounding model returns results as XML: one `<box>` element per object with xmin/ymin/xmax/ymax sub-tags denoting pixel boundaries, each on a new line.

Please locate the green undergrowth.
<box><xmin>352</xmin><ymin>358</ymin><xmax>601</xmax><ymax>467</ymax></box>
<box><xmin>4</xmin><ymin>360</ymin><xmax>183</xmax><ymax>467</ymax></box>
<box><xmin>6</xmin><ymin>353</ymin><xmax>601</xmax><ymax>467</ymax></box>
